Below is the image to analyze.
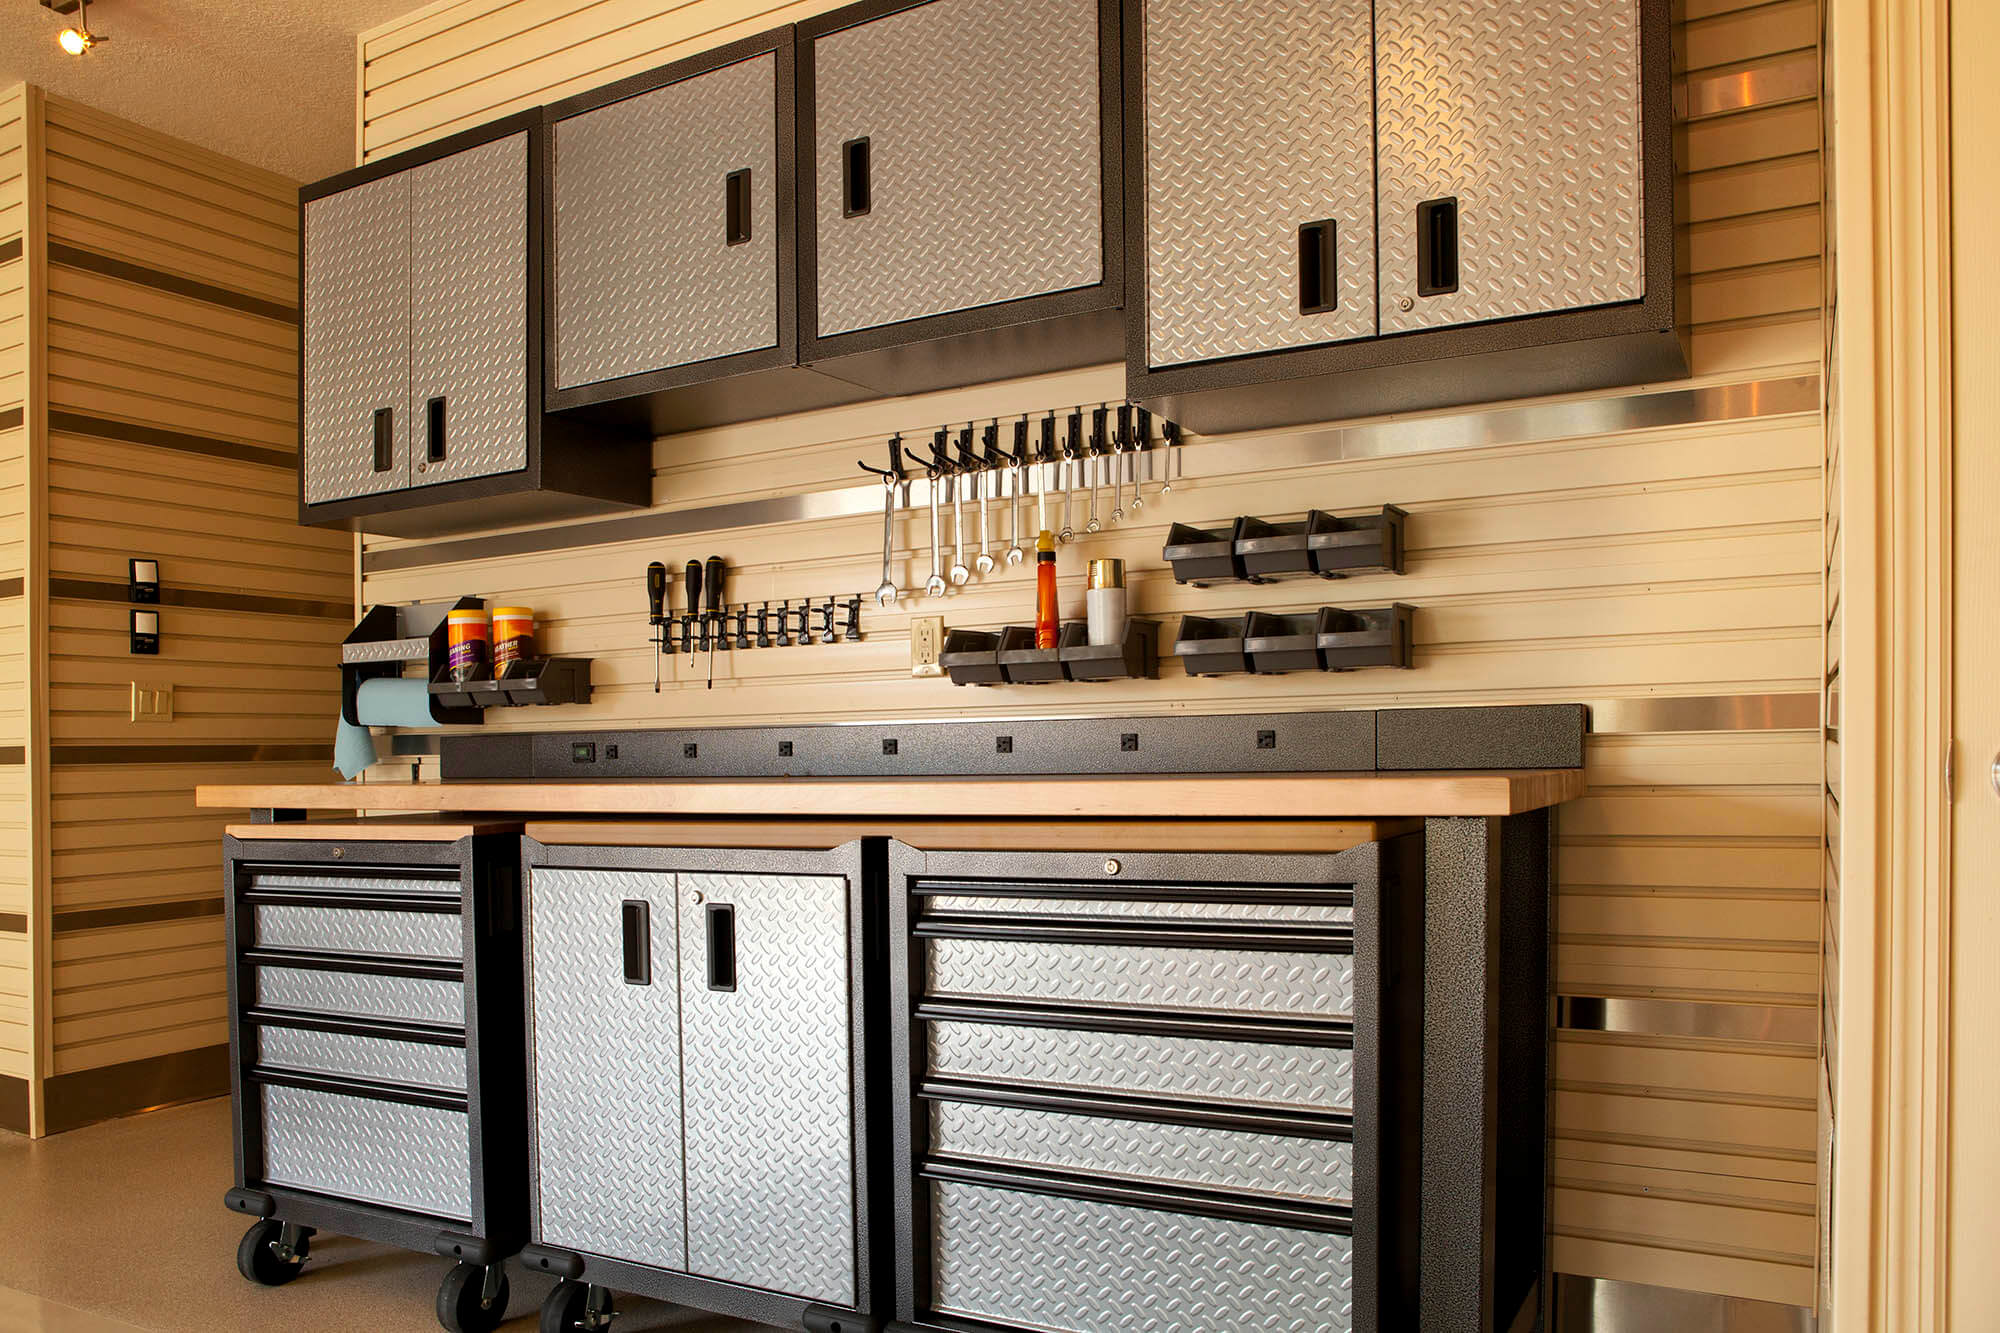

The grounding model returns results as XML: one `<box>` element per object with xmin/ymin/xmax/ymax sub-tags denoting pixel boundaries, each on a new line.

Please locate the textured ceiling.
<box><xmin>3</xmin><ymin>0</ymin><xmax>417</xmax><ymax>182</ymax></box>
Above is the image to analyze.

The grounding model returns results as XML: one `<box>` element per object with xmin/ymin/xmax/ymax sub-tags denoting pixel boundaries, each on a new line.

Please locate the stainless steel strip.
<box><xmin>1557</xmin><ymin>996</ymin><xmax>1817</xmax><ymax>1046</ymax></box>
<box><xmin>361</xmin><ymin>373</ymin><xmax>1822</xmax><ymax>574</ymax></box>
<box><xmin>1586</xmin><ymin>692</ymin><xmax>1821</xmax><ymax>734</ymax></box>
<box><xmin>1682</xmin><ymin>53</ymin><xmax>1820</xmax><ymax>122</ymax></box>
<box><xmin>1553</xmin><ymin>1273</ymin><xmax>1816</xmax><ymax>1332</ymax></box>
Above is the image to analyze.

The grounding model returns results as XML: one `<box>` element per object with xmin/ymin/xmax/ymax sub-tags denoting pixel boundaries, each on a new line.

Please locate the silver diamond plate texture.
<box><xmin>930</xmin><ymin>1181</ymin><xmax>1354</xmax><ymax>1332</ymax></box>
<box><xmin>258</xmin><ymin>1084</ymin><xmax>471</xmax><ymax>1221</ymax></box>
<box><xmin>255</xmin><ymin>1027</ymin><xmax>467</xmax><ymax>1092</ymax></box>
<box><xmin>1143</xmin><ymin>0</ymin><xmax>1377</xmax><ymax>367</ymax></box>
<box><xmin>251</xmin><ymin>872</ymin><xmax>458</xmax><ymax>898</ymax></box>
<box><xmin>928</xmin><ymin>1022</ymin><xmax>1354</xmax><ymax>1112</ymax></box>
<box><xmin>811</xmin><ymin>0</ymin><xmax>1102</xmax><ymax>336</ymax></box>
<box><xmin>339</xmin><ymin>637</ymin><xmax>431</xmax><ymax>665</ymax></box>
<box><xmin>680</xmin><ymin>873</ymin><xmax>855</xmax><ymax>1305</ymax></box>
<box><xmin>408</xmin><ymin>132</ymin><xmax>528</xmax><ymax>488</ymax></box>
<box><xmin>554</xmin><ymin>53</ymin><xmax>780</xmax><ymax>388</ymax></box>
<box><xmin>303</xmin><ymin>172</ymin><xmax>409</xmax><ymax>504</ymax></box>
<box><xmin>926</xmin><ymin>894</ymin><xmax>1353</xmax><ymax>925</ymax></box>
<box><xmin>525</xmin><ymin>868</ymin><xmax>686</xmax><ymax>1271</ymax></box>
<box><xmin>926</xmin><ymin>940</ymin><xmax>1356</xmax><ymax>1018</ymax></box>
<box><xmin>254</xmin><ymin>967</ymin><xmax>465</xmax><ymax>1027</ymax></box>
<box><xmin>253</xmin><ymin>905</ymin><xmax>459</xmax><ymax>959</ymax></box>
<box><xmin>1375</xmin><ymin>0</ymin><xmax>1645</xmax><ymax>333</ymax></box>
<box><xmin>930</xmin><ymin>1100</ymin><xmax>1353</xmax><ymax>1205</ymax></box>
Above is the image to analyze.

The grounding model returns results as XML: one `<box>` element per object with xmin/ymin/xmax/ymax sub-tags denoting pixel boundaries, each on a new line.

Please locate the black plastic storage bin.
<box><xmin>1243</xmin><ymin>612</ymin><xmax>1324</xmax><ymax>673</ymax></box>
<box><xmin>1060</xmin><ymin>620</ymin><xmax>1157</xmax><ymax>681</ymax></box>
<box><xmin>1321</xmin><ymin>604</ymin><xmax>1416</xmax><ymax>672</ymax></box>
<box><xmin>1310</xmin><ymin>506</ymin><xmax>1407</xmax><ymax>579</ymax></box>
<box><xmin>1171</xmin><ymin>615</ymin><xmax>1250</xmax><ymax>676</ymax></box>
<box><xmin>998</xmin><ymin>624</ymin><xmax>1083</xmax><ymax>684</ymax></box>
<box><xmin>940</xmin><ymin>629</ymin><xmax>1007</xmax><ymax>686</ymax></box>
<box><xmin>1163</xmin><ymin>519</ymin><xmax>1250</xmax><ymax>585</ymax></box>
<box><xmin>221</xmin><ymin>828</ymin><xmax>526</xmax><ymax>1333</ymax></box>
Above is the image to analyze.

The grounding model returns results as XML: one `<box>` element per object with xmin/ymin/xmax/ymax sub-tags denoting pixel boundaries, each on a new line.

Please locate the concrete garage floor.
<box><xmin>0</xmin><ymin>1099</ymin><xmax>770</xmax><ymax>1333</ymax></box>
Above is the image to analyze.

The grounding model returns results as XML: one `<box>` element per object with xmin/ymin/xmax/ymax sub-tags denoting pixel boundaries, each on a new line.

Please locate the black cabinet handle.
<box><xmin>425</xmin><ymin>395</ymin><xmax>447</xmax><ymax>463</ymax></box>
<box><xmin>841</xmin><ymin>137</ymin><xmax>872</xmax><ymax>218</ymax></box>
<box><xmin>704</xmin><ymin>903</ymin><xmax>737</xmax><ymax>992</ymax></box>
<box><xmin>1417</xmin><ymin>197</ymin><xmax>1460</xmax><ymax>297</ymax></box>
<box><xmin>726</xmin><ymin>168</ymin><xmax>752</xmax><ymax>246</ymax></box>
<box><xmin>372</xmin><ymin>407</ymin><xmax>394</xmax><ymax>473</ymax></box>
<box><xmin>1298</xmin><ymin>219</ymin><xmax>1338</xmax><ymax>315</ymax></box>
<box><xmin>620</xmin><ymin>900</ymin><xmax>651</xmax><ymax>986</ymax></box>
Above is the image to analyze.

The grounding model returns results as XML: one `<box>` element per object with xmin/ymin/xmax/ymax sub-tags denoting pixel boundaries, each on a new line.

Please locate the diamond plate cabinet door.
<box><xmin>1374</xmin><ymin>0</ymin><xmax>1646</xmax><ymax>334</ymax></box>
<box><xmin>1141</xmin><ymin>0</ymin><xmax>1376</xmax><ymax>368</ymax></box>
<box><xmin>407</xmin><ymin>132</ymin><xmax>529</xmax><ymax>489</ymax></box>
<box><xmin>301</xmin><ymin>172</ymin><xmax>410</xmax><ymax>504</ymax></box>
<box><xmin>679</xmin><ymin>872</ymin><xmax>857</xmax><ymax>1307</ymax></box>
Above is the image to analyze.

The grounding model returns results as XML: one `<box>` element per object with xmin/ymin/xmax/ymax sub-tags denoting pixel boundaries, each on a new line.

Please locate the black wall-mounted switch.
<box><xmin>130</xmin><ymin>609</ymin><xmax>160</xmax><ymax>655</ymax></box>
<box><xmin>128</xmin><ymin>557</ymin><xmax>159</xmax><ymax>604</ymax></box>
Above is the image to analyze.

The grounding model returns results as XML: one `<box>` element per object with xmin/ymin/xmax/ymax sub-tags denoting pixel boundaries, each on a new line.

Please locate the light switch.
<box><xmin>129</xmin><ymin>683</ymin><xmax>173</xmax><ymax>723</ymax></box>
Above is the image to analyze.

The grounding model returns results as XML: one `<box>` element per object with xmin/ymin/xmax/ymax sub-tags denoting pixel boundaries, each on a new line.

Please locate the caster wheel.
<box><xmin>540</xmin><ymin>1279</ymin><xmax>614</xmax><ymax>1333</ymax></box>
<box><xmin>437</xmin><ymin>1261</ymin><xmax>510</xmax><ymax>1333</ymax></box>
<box><xmin>236</xmin><ymin>1219</ymin><xmax>309</xmax><ymax>1286</ymax></box>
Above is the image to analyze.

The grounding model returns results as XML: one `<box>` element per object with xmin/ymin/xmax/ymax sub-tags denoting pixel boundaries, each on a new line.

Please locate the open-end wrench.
<box><xmin>924</xmin><ymin>431</ymin><xmax>949</xmax><ymax>598</ymax></box>
<box><xmin>969</xmin><ymin>424</ymin><xmax>995</xmax><ymax>575</ymax></box>
<box><xmin>1110</xmin><ymin>406</ymin><xmax>1129</xmax><ymax>526</ymax></box>
<box><xmin>1005</xmin><ymin>417</ymin><xmax>1029</xmax><ymax>566</ymax></box>
<box><xmin>1060</xmin><ymin>408</ymin><xmax>1081</xmax><ymax>543</ymax></box>
<box><xmin>1162</xmin><ymin>418</ymin><xmax>1181</xmax><ymax>493</ymax></box>
<box><xmin>948</xmin><ymin>428</ymin><xmax>972</xmax><ymax>585</ymax></box>
<box><xmin>1036</xmin><ymin>414</ymin><xmax>1056</xmax><ymax>539</ymax></box>
<box><xmin>862</xmin><ymin>436</ymin><xmax>904</xmax><ymax>606</ymax></box>
<box><xmin>1086</xmin><ymin>406</ymin><xmax>1107</xmax><ymax>534</ymax></box>
<box><xmin>1132</xmin><ymin>407</ymin><xmax>1153</xmax><ymax>510</ymax></box>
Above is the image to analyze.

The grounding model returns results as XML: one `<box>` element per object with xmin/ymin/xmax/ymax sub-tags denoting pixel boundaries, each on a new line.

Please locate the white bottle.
<box><xmin>1086</xmin><ymin>558</ymin><xmax>1127</xmax><ymax>647</ymax></box>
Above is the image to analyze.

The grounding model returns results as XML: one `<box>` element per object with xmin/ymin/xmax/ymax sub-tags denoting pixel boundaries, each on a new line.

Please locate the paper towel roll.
<box><xmin>333</xmin><ymin>678</ymin><xmax>439</xmax><ymax>781</ymax></box>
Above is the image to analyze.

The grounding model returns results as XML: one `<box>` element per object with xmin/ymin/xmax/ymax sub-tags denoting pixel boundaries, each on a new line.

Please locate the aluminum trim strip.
<box><xmin>361</xmin><ymin>373</ymin><xmax>1821</xmax><ymax>573</ymax></box>
<box><xmin>1586</xmin><ymin>692</ymin><xmax>1821</xmax><ymax>734</ymax></box>
<box><xmin>1556</xmin><ymin>996</ymin><xmax>1816</xmax><ymax>1046</ymax></box>
<box><xmin>1682</xmin><ymin>54</ymin><xmax>1820</xmax><ymax>122</ymax></box>
<box><xmin>1552</xmin><ymin>1273</ymin><xmax>1816</xmax><ymax>1332</ymax></box>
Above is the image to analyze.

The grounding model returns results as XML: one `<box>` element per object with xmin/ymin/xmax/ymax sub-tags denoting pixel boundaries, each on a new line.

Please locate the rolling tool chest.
<box><xmin>886</xmin><ymin>838</ymin><xmax>1425</xmax><ymax>1333</ymax></box>
<box><xmin>220</xmin><ymin>826</ymin><xmax>527</xmax><ymax>1333</ymax></box>
<box><xmin>516</xmin><ymin>836</ymin><xmax>890</xmax><ymax>1333</ymax></box>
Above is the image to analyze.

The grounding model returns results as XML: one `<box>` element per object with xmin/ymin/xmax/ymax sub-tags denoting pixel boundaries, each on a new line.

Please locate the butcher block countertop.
<box><xmin>197</xmin><ymin>769</ymin><xmax>1585</xmax><ymax>820</ymax></box>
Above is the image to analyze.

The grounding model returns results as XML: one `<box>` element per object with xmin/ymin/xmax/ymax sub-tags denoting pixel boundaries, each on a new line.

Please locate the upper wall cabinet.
<box><xmin>797</xmin><ymin>0</ymin><xmax>1125</xmax><ymax>396</ymax></box>
<box><xmin>1125</xmin><ymin>0</ymin><xmax>1688</xmax><ymax>435</ymax></box>
<box><xmin>544</xmin><ymin>30</ymin><xmax>871</xmax><ymax>435</ymax></box>
<box><xmin>300</xmin><ymin>113</ymin><xmax>649</xmax><ymax>537</ymax></box>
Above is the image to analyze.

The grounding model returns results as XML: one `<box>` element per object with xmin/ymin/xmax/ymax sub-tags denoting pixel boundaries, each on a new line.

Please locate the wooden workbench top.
<box><xmin>197</xmin><ymin>769</ymin><xmax>1584</xmax><ymax>820</ymax></box>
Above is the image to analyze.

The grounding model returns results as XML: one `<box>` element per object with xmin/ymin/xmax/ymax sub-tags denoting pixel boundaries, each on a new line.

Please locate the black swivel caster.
<box><xmin>437</xmin><ymin>1260</ymin><xmax>510</xmax><ymax>1333</ymax></box>
<box><xmin>540</xmin><ymin>1278</ymin><xmax>616</xmax><ymax>1333</ymax></box>
<box><xmin>236</xmin><ymin>1219</ymin><xmax>312</xmax><ymax>1286</ymax></box>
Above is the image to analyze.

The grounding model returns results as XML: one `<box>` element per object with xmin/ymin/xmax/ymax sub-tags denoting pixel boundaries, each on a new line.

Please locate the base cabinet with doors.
<box><xmin>219</xmin><ymin>827</ymin><xmax>528</xmax><ymax>1333</ymax></box>
<box><xmin>517</xmin><ymin>837</ymin><xmax>889</xmax><ymax>1333</ymax></box>
<box><xmin>299</xmin><ymin>112</ymin><xmax>648</xmax><ymax>537</ymax></box>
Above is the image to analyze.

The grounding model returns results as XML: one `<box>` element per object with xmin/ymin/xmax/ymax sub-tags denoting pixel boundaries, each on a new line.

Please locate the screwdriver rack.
<box><xmin>649</xmin><ymin>593</ymin><xmax>869</xmax><ymax>657</ymax></box>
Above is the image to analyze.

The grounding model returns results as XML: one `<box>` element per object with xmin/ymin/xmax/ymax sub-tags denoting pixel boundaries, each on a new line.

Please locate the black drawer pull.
<box><xmin>705</xmin><ymin>903</ymin><xmax>737</xmax><ymax>992</ymax></box>
<box><xmin>620</xmin><ymin>900</ymin><xmax>651</xmax><ymax>986</ymax></box>
<box><xmin>372</xmin><ymin>406</ymin><xmax>394</xmax><ymax>472</ymax></box>
<box><xmin>1417</xmin><ymin>196</ymin><xmax>1460</xmax><ymax>297</ymax></box>
<box><xmin>725</xmin><ymin>168</ymin><xmax>753</xmax><ymax>246</ymax></box>
<box><xmin>1297</xmin><ymin>219</ymin><xmax>1338</xmax><ymax>314</ymax></box>
<box><xmin>425</xmin><ymin>395</ymin><xmax>447</xmax><ymax>462</ymax></box>
<box><xmin>841</xmin><ymin>137</ymin><xmax>871</xmax><ymax>218</ymax></box>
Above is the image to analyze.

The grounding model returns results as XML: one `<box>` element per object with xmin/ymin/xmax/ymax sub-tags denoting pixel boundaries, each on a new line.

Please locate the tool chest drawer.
<box><xmin>252</xmin><ymin>966</ymin><xmax>465</xmax><ymax>1026</ymax></box>
<box><xmin>929</xmin><ymin>1179</ymin><xmax>1356</xmax><ymax>1333</ymax></box>
<box><xmin>256</xmin><ymin>1083</ymin><xmax>473</xmax><ymax>1221</ymax></box>
<box><xmin>253</xmin><ymin>1026</ymin><xmax>468</xmax><ymax>1092</ymax></box>
<box><xmin>925</xmin><ymin>937</ymin><xmax>1357</xmax><ymax>1018</ymax></box>
<box><xmin>251</xmin><ymin>905</ymin><xmax>461</xmax><ymax>959</ymax></box>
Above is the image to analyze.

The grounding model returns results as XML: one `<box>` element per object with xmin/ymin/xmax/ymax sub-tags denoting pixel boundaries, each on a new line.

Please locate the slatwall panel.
<box><xmin>1818</xmin><ymin>6</ymin><xmax>1839</xmax><ymax>1307</ymax></box>
<box><xmin>35</xmin><ymin>95</ymin><xmax>350</xmax><ymax>1079</ymax></box>
<box><xmin>356</xmin><ymin>0</ymin><xmax>1823</xmax><ymax>1307</ymax></box>
<box><xmin>0</xmin><ymin>82</ymin><xmax>34</xmax><ymax>1085</ymax></box>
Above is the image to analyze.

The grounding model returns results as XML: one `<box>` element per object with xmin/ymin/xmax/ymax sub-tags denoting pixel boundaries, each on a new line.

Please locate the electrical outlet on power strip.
<box><xmin>910</xmin><ymin>615</ymin><xmax>945</xmax><ymax>678</ymax></box>
<box><xmin>129</xmin><ymin>682</ymin><xmax>173</xmax><ymax>723</ymax></box>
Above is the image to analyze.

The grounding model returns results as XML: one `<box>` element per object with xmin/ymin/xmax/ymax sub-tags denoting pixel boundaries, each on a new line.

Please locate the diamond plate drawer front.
<box><xmin>303</xmin><ymin>171</ymin><xmax>409</xmax><ymax>504</ymax></box>
<box><xmin>249</xmin><ymin>871</ymin><xmax>460</xmax><ymax>898</ymax></box>
<box><xmin>253</xmin><ymin>905</ymin><xmax>460</xmax><ymax>959</ymax></box>
<box><xmin>255</xmin><ymin>1027</ymin><xmax>467</xmax><ymax>1092</ymax></box>
<box><xmin>407</xmin><ymin>132</ymin><xmax>528</xmax><ymax>489</ymax></box>
<box><xmin>680</xmin><ymin>873</ymin><xmax>855</xmax><ymax>1305</ymax></box>
<box><xmin>1143</xmin><ymin>0</ymin><xmax>1377</xmax><ymax>367</ymax></box>
<box><xmin>554</xmin><ymin>53</ymin><xmax>780</xmax><ymax>388</ymax></box>
<box><xmin>930</xmin><ymin>1180</ymin><xmax>1354</xmax><ymax>1332</ymax></box>
<box><xmin>926</xmin><ymin>892</ymin><xmax>1354</xmax><ymax>925</ymax></box>
<box><xmin>811</xmin><ymin>0</ymin><xmax>1102</xmax><ymax>336</ymax></box>
<box><xmin>257</xmin><ymin>1084</ymin><xmax>471</xmax><ymax>1221</ymax></box>
<box><xmin>928</xmin><ymin>1022</ymin><xmax>1353</xmax><ymax>1112</ymax></box>
<box><xmin>254</xmin><ymin>967</ymin><xmax>464</xmax><ymax>1027</ymax></box>
<box><xmin>926</xmin><ymin>939</ymin><xmax>1356</xmax><ymax>1018</ymax></box>
<box><xmin>931</xmin><ymin>1100</ymin><xmax>1353</xmax><ymax>1205</ymax></box>
<box><xmin>1375</xmin><ymin>0</ymin><xmax>1645</xmax><ymax>334</ymax></box>
<box><xmin>526</xmin><ymin>867</ymin><xmax>684</xmax><ymax>1272</ymax></box>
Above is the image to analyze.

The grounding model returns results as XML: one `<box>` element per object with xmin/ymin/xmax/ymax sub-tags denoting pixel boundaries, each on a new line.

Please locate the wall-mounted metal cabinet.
<box><xmin>1125</xmin><ymin>0</ymin><xmax>1687</xmax><ymax>435</ymax></box>
<box><xmin>543</xmin><ymin>31</ymin><xmax>872</xmax><ymax>435</ymax></box>
<box><xmin>299</xmin><ymin>113</ymin><xmax>649</xmax><ymax>537</ymax></box>
<box><xmin>797</xmin><ymin>0</ymin><xmax>1124</xmax><ymax>395</ymax></box>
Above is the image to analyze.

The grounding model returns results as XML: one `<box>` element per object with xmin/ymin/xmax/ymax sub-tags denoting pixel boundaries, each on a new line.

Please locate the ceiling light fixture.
<box><xmin>40</xmin><ymin>0</ymin><xmax>106</xmax><ymax>56</ymax></box>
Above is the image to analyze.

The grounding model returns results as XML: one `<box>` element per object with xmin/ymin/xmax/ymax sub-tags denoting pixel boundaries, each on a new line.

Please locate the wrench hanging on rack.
<box><xmin>965</xmin><ymin>424</ymin><xmax>995</xmax><ymax>575</ymax></box>
<box><xmin>859</xmin><ymin>435</ymin><xmax>905</xmax><ymax>606</ymax></box>
<box><xmin>1060</xmin><ymin>408</ymin><xmax>1082</xmax><ymax>543</ymax></box>
<box><xmin>1086</xmin><ymin>405</ymin><xmax>1108</xmax><ymax>533</ymax></box>
<box><xmin>923</xmin><ymin>430</ymin><xmax>950</xmax><ymax>597</ymax></box>
<box><xmin>1006</xmin><ymin>417</ymin><xmax>1029</xmax><ymax>566</ymax></box>
<box><xmin>946</xmin><ymin>429</ymin><xmax>971</xmax><ymax>586</ymax></box>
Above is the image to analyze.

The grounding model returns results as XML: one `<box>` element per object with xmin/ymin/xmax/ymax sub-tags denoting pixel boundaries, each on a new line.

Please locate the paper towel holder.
<box><xmin>340</xmin><ymin>596</ymin><xmax>484</xmax><ymax>728</ymax></box>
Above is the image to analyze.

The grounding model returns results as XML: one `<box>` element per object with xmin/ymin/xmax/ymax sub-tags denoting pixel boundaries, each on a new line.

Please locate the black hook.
<box><xmin>858</xmin><ymin>432</ymin><xmax>904</xmax><ymax>483</ymax></box>
<box><xmin>927</xmin><ymin>428</ymin><xmax>953</xmax><ymax>477</ymax></box>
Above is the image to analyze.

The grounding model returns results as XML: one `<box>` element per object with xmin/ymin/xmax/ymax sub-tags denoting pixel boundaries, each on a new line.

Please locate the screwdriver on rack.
<box><xmin>646</xmin><ymin>561</ymin><xmax>668</xmax><ymax>693</ymax></box>
<box><xmin>704</xmin><ymin>556</ymin><xmax>726</xmax><ymax>689</ymax></box>
<box><xmin>684</xmin><ymin>560</ymin><xmax>703</xmax><ymax>658</ymax></box>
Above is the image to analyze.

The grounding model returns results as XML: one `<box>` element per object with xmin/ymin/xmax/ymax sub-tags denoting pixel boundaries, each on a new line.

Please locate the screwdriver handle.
<box><xmin>703</xmin><ymin>557</ymin><xmax>725</xmax><ymax>617</ymax></box>
<box><xmin>647</xmin><ymin>561</ymin><xmax>667</xmax><ymax>623</ymax></box>
<box><xmin>685</xmin><ymin>560</ymin><xmax>703</xmax><ymax>655</ymax></box>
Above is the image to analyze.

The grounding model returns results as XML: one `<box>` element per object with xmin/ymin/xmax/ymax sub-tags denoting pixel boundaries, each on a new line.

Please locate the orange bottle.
<box><xmin>1035</xmin><ymin>529</ymin><xmax>1060</xmax><ymax>649</ymax></box>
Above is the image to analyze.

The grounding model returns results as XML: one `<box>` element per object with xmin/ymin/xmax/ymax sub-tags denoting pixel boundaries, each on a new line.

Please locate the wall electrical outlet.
<box><xmin>129</xmin><ymin>682</ymin><xmax>173</xmax><ymax>723</ymax></box>
<box><xmin>910</xmin><ymin>616</ymin><xmax>945</xmax><ymax>678</ymax></box>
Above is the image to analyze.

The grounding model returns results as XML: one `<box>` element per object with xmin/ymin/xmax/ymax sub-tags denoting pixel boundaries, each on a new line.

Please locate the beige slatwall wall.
<box><xmin>1817</xmin><ymin>2</ymin><xmax>1839</xmax><ymax>1310</ymax></box>
<box><xmin>0</xmin><ymin>83</ymin><xmax>33</xmax><ymax>1089</ymax></box>
<box><xmin>30</xmin><ymin>95</ymin><xmax>349</xmax><ymax>1085</ymax></box>
<box><xmin>358</xmin><ymin>0</ymin><xmax>1824</xmax><ymax>1306</ymax></box>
